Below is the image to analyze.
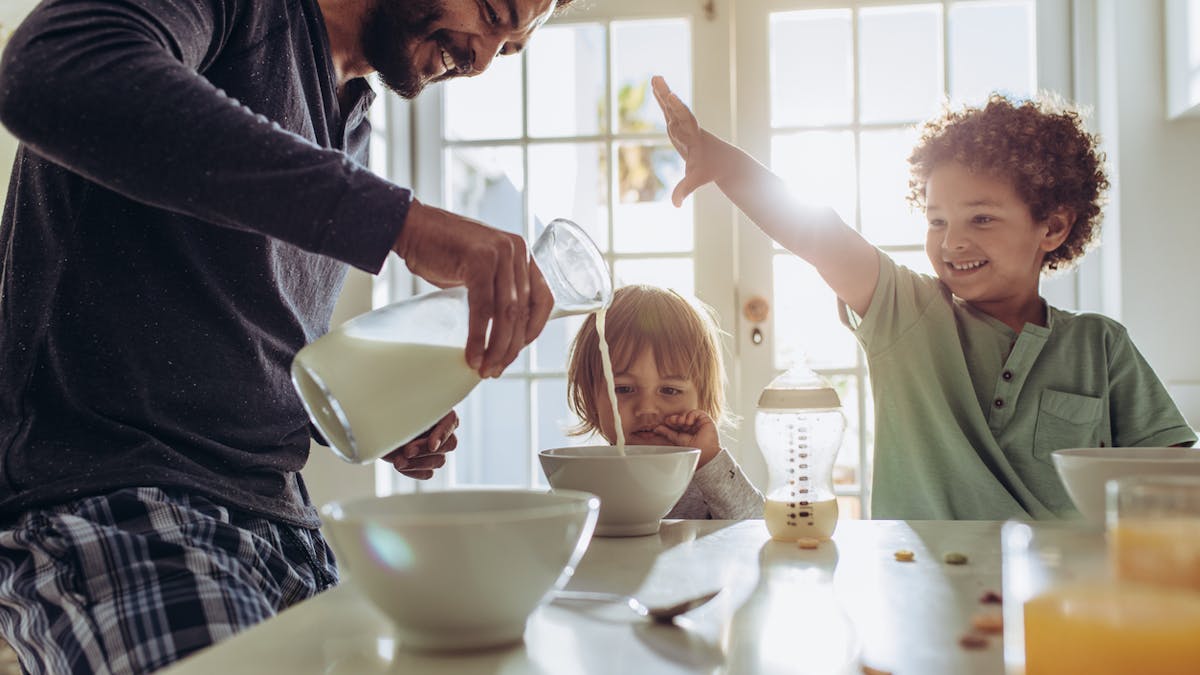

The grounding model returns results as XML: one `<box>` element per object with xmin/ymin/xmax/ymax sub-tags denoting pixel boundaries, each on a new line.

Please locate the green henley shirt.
<box><xmin>843</xmin><ymin>254</ymin><xmax>1196</xmax><ymax>520</ymax></box>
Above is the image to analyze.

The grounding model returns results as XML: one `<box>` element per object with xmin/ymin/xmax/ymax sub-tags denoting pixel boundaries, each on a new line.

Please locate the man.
<box><xmin>0</xmin><ymin>0</ymin><xmax>571</xmax><ymax>671</ymax></box>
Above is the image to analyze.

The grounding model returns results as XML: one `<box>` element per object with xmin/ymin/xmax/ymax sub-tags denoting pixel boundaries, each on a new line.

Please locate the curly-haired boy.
<box><xmin>652</xmin><ymin>77</ymin><xmax>1195</xmax><ymax>520</ymax></box>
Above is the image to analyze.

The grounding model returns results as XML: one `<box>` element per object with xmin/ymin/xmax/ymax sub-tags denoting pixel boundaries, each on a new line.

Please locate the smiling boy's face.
<box><xmin>923</xmin><ymin>162</ymin><xmax>1069</xmax><ymax>317</ymax></box>
<box><xmin>363</xmin><ymin>0</ymin><xmax>556</xmax><ymax>98</ymax></box>
<box><xmin>594</xmin><ymin>348</ymin><xmax>701</xmax><ymax>447</ymax></box>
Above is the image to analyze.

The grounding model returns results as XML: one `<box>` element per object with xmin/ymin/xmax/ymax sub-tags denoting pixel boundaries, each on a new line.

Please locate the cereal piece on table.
<box><xmin>893</xmin><ymin>549</ymin><xmax>915</xmax><ymax>562</ymax></box>
<box><xmin>979</xmin><ymin>590</ymin><xmax>1003</xmax><ymax>604</ymax></box>
<box><xmin>943</xmin><ymin>552</ymin><xmax>968</xmax><ymax>565</ymax></box>
<box><xmin>861</xmin><ymin>665</ymin><xmax>893</xmax><ymax>675</ymax></box>
<box><xmin>971</xmin><ymin>610</ymin><xmax>1004</xmax><ymax>634</ymax></box>
<box><xmin>796</xmin><ymin>537</ymin><xmax>820</xmax><ymax>550</ymax></box>
<box><xmin>958</xmin><ymin>633</ymin><xmax>989</xmax><ymax>650</ymax></box>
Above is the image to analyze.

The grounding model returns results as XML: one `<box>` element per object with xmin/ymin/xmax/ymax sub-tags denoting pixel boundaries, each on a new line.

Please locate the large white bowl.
<box><xmin>320</xmin><ymin>489</ymin><xmax>598</xmax><ymax>651</ymax></box>
<box><xmin>539</xmin><ymin>445</ymin><xmax>699</xmax><ymax>537</ymax></box>
<box><xmin>1051</xmin><ymin>447</ymin><xmax>1200</xmax><ymax>524</ymax></box>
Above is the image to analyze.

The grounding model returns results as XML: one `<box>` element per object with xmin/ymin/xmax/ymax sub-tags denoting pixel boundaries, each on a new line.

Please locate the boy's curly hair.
<box><xmin>907</xmin><ymin>93</ymin><xmax>1110</xmax><ymax>272</ymax></box>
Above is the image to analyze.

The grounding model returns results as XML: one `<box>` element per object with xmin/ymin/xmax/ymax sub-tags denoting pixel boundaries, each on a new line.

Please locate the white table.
<box><xmin>163</xmin><ymin>519</ymin><xmax>1040</xmax><ymax>675</ymax></box>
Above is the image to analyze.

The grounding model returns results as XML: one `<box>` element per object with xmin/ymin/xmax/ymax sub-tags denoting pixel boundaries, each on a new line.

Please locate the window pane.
<box><xmin>858</xmin><ymin>5</ymin><xmax>943</xmax><ymax>124</ymax></box>
<box><xmin>535</xmin><ymin>314</ymin><xmax>586</xmax><ymax>372</ymax></box>
<box><xmin>860</xmin><ymin>127</ymin><xmax>925</xmax><ymax>246</ymax></box>
<box><xmin>613</xmin><ymin>258</ymin><xmax>694</xmax><ymax>297</ymax></box>
<box><xmin>836</xmin><ymin>495</ymin><xmax>862</xmax><ymax>520</ymax></box>
<box><xmin>772</xmin><ymin>131</ymin><xmax>856</xmax><ymax>227</ymax></box>
<box><xmin>889</xmin><ymin>249</ymin><xmax>937</xmax><ymax>278</ymax></box>
<box><xmin>529</xmin><ymin>143</ymin><xmax>609</xmax><ymax>252</ymax></box>
<box><xmin>770</xmin><ymin>9</ymin><xmax>853</xmax><ymax>127</ymax></box>
<box><xmin>828</xmin><ymin>374</ymin><xmax>863</xmax><ymax>491</ymax></box>
<box><xmin>773</xmin><ymin>253</ymin><xmax>857</xmax><ymax>369</ymax></box>
<box><xmin>535</xmin><ymin>377</ymin><xmax>586</xmax><ymax>487</ymax></box>
<box><xmin>614</xmin><ymin>143</ymin><xmax>692</xmax><ymax>253</ymax></box>
<box><xmin>613</xmin><ymin>19</ymin><xmax>690</xmax><ymax>134</ymax></box>
<box><xmin>444</xmin><ymin>56</ymin><xmax>523</xmax><ymax>140</ymax></box>
<box><xmin>446</xmin><ymin>146</ymin><xmax>525</xmax><ymax>235</ymax></box>
<box><xmin>528</xmin><ymin>23</ymin><xmax>606</xmax><ymax>138</ymax></box>
<box><xmin>455</xmin><ymin>378</ymin><xmax>528</xmax><ymax>486</ymax></box>
<box><xmin>949</xmin><ymin>1</ymin><xmax>1035</xmax><ymax>104</ymax></box>
<box><xmin>368</xmin><ymin>87</ymin><xmax>388</xmax><ymax>178</ymax></box>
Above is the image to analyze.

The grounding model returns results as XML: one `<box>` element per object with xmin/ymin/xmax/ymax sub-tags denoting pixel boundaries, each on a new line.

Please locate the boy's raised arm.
<box><xmin>651</xmin><ymin>76</ymin><xmax>880</xmax><ymax>317</ymax></box>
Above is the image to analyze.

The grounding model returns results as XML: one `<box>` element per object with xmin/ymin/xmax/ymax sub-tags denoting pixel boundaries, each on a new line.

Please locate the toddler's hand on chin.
<box><xmin>655</xmin><ymin>410</ymin><xmax>722</xmax><ymax>467</ymax></box>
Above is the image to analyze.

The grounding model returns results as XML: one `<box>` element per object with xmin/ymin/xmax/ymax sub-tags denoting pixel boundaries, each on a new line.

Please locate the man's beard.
<box><xmin>362</xmin><ymin>0</ymin><xmax>449</xmax><ymax>99</ymax></box>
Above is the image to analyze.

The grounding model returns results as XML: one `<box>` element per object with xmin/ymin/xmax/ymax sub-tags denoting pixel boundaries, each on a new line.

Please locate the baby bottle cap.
<box><xmin>756</xmin><ymin>365</ymin><xmax>841</xmax><ymax>410</ymax></box>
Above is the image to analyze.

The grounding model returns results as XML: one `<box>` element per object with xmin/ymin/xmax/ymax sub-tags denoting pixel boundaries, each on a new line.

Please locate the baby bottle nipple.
<box><xmin>755</xmin><ymin>365</ymin><xmax>846</xmax><ymax>541</ymax></box>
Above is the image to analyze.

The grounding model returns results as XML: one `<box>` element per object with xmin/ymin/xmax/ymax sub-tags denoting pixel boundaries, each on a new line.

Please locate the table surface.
<box><xmin>163</xmin><ymin>519</ymin><xmax>1069</xmax><ymax>675</ymax></box>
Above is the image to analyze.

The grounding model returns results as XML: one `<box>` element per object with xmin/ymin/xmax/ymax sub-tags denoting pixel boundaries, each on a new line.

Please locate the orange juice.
<box><xmin>1109</xmin><ymin>518</ymin><xmax>1200</xmax><ymax>591</ymax></box>
<box><xmin>1024</xmin><ymin>582</ymin><xmax>1200</xmax><ymax>675</ymax></box>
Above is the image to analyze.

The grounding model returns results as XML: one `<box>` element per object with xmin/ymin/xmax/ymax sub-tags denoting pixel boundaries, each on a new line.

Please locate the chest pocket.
<box><xmin>1033</xmin><ymin>390</ymin><xmax>1105</xmax><ymax>463</ymax></box>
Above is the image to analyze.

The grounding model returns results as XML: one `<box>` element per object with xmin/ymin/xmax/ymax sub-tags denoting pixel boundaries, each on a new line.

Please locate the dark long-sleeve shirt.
<box><xmin>0</xmin><ymin>0</ymin><xmax>410</xmax><ymax>527</ymax></box>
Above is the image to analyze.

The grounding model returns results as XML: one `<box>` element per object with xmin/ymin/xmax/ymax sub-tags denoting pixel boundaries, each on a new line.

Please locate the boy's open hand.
<box><xmin>654</xmin><ymin>409</ymin><xmax>721</xmax><ymax>467</ymax></box>
<box><xmin>651</xmin><ymin>75</ymin><xmax>718</xmax><ymax>208</ymax></box>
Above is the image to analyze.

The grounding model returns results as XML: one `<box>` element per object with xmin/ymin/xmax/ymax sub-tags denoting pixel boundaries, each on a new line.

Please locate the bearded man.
<box><xmin>0</xmin><ymin>0</ymin><xmax>571</xmax><ymax>671</ymax></box>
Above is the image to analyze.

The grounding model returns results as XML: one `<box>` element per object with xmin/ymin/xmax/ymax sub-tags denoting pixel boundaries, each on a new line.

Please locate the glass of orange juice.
<box><xmin>1107</xmin><ymin>475</ymin><xmax>1200</xmax><ymax>591</ymax></box>
<box><xmin>1001</xmin><ymin>521</ymin><xmax>1107</xmax><ymax>675</ymax></box>
<box><xmin>1003</xmin><ymin>477</ymin><xmax>1200</xmax><ymax>675</ymax></box>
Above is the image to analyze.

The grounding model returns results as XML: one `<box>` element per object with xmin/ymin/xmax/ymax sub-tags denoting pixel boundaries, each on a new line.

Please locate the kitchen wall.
<box><xmin>1094</xmin><ymin>0</ymin><xmax>1200</xmax><ymax>427</ymax></box>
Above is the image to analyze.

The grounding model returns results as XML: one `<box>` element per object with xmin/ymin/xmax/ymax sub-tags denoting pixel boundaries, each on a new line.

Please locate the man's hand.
<box><xmin>654</xmin><ymin>410</ymin><xmax>722</xmax><ymax>468</ymax></box>
<box><xmin>381</xmin><ymin>411</ymin><xmax>459</xmax><ymax>480</ymax></box>
<box><xmin>393</xmin><ymin>200</ymin><xmax>554</xmax><ymax>379</ymax></box>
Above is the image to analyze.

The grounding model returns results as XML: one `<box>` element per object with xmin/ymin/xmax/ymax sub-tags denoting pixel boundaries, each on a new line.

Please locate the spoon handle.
<box><xmin>552</xmin><ymin>590</ymin><xmax>622</xmax><ymax>602</ymax></box>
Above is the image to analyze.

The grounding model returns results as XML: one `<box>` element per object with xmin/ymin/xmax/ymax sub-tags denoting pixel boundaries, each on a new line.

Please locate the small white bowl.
<box><xmin>1051</xmin><ymin>447</ymin><xmax>1200</xmax><ymax>524</ymax></box>
<box><xmin>320</xmin><ymin>489</ymin><xmax>598</xmax><ymax>651</ymax></box>
<box><xmin>538</xmin><ymin>445</ymin><xmax>699</xmax><ymax>537</ymax></box>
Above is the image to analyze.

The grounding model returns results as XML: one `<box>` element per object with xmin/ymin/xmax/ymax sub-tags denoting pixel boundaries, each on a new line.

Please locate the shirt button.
<box><xmin>1002</xmin><ymin>370</ymin><xmax>1013</xmax><ymax>381</ymax></box>
<box><xmin>994</xmin><ymin>398</ymin><xmax>1005</xmax><ymax>408</ymax></box>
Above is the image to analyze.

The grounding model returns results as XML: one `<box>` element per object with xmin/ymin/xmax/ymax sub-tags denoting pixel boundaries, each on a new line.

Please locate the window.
<box><xmin>736</xmin><ymin>0</ymin><xmax>1071</xmax><ymax>518</ymax></box>
<box><xmin>390</xmin><ymin>1</ymin><xmax>724</xmax><ymax>492</ymax></box>
<box><xmin>376</xmin><ymin>0</ymin><xmax>1074</xmax><ymax>518</ymax></box>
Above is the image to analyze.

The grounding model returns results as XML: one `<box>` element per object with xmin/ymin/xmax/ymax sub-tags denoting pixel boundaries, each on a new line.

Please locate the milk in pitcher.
<box><xmin>293</xmin><ymin>335</ymin><xmax>480</xmax><ymax>463</ymax></box>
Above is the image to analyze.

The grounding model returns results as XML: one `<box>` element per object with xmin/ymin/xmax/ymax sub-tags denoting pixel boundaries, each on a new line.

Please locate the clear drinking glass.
<box><xmin>1107</xmin><ymin>475</ymin><xmax>1200</xmax><ymax>591</ymax></box>
<box><xmin>1004</xmin><ymin>507</ymin><xmax>1200</xmax><ymax>675</ymax></box>
<box><xmin>1001</xmin><ymin>521</ymin><xmax>1108</xmax><ymax>675</ymax></box>
<box><xmin>292</xmin><ymin>218</ymin><xmax>611</xmax><ymax>464</ymax></box>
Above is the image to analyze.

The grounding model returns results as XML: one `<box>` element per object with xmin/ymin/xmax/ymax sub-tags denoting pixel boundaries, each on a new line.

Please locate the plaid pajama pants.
<box><xmin>0</xmin><ymin>487</ymin><xmax>339</xmax><ymax>674</ymax></box>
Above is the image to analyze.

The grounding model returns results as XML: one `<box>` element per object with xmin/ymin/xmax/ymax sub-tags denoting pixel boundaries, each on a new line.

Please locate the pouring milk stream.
<box><xmin>292</xmin><ymin>218</ymin><xmax>616</xmax><ymax>464</ymax></box>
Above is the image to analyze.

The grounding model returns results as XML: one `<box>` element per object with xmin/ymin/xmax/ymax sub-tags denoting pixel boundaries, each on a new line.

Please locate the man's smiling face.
<box><xmin>362</xmin><ymin>0</ymin><xmax>556</xmax><ymax>98</ymax></box>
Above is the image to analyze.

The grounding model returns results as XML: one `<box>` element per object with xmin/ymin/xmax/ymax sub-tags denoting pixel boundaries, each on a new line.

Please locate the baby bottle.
<box><xmin>755</xmin><ymin>365</ymin><xmax>845</xmax><ymax>541</ymax></box>
<box><xmin>292</xmin><ymin>218</ymin><xmax>612</xmax><ymax>464</ymax></box>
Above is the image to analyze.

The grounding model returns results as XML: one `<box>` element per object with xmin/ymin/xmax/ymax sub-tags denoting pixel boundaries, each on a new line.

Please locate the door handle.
<box><xmin>743</xmin><ymin>296</ymin><xmax>769</xmax><ymax>346</ymax></box>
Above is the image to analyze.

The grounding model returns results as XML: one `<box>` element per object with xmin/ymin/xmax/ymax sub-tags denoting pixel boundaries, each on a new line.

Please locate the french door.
<box><xmin>381</xmin><ymin>0</ymin><xmax>1080</xmax><ymax>520</ymax></box>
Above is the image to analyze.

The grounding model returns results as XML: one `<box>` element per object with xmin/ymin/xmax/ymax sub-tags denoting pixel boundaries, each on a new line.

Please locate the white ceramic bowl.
<box><xmin>320</xmin><ymin>489</ymin><xmax>598</xmax><ymax>651</ymax></box>
<box><xmin>1051</xmin><ymin>447</ymin><xmax>1200</xmax><ymax>524</ymax></box>
<box><xmin>538</xmin><ymin>445</ymin><xmax>699</xmax><ymax>537</ymax></box>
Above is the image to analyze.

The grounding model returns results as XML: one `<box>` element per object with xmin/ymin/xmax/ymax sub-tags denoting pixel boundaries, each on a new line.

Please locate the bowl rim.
<box><xmin>320</xmin><ymin>488</ymin><xmax>599</xmax><ymax>527</ymax></box>
<box><xmin>1051</xmin><ymin>447</ymin><xmax>1200</xmax><ymax>462</ymax></box>
<box><xmin>538</xmin><ymin>444</ymin><xmax>701</xmax><ymax>458</ymax></box>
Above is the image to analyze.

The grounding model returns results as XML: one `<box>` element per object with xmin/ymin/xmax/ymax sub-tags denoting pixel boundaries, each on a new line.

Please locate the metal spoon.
<box><xmin>552</xmin><ymin>589</ymin><xmax>721</xmax><ymax>623</ymax></box>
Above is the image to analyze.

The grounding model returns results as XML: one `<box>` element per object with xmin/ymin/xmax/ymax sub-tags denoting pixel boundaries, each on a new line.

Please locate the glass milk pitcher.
<box><xmin>292</xmin><ymin>218</ymin><xmax>612</xmax><ymax>463</ymax></box>
<box><xmin>756</xmin><ymin>365</ymin><xmax>846</xmax><ymax>541</ymax></box>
